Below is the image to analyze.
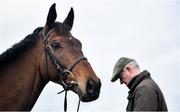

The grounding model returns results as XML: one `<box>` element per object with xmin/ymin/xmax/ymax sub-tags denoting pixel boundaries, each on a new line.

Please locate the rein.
<box><xmin>42</xmin><ymin>28</ymin><xmax>86</xmax><ymax>112</ymax></box>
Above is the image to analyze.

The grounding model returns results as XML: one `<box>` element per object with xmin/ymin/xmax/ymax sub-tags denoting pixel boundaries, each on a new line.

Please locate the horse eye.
<box><xmin>51</xmin><ymin>41</ymin><xmax>61</xmax><ymax>49</ymax></box>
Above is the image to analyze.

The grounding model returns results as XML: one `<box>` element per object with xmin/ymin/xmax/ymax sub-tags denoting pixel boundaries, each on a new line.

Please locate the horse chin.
<box><xmin>80</xmin><ymin>93</ymin><xmax>100</xmax><ymax>102</ymax></box>
<box><xmin>71</xmin><ymin>86</ymin><xmax>100</xmax><ymax>102</ymax></box>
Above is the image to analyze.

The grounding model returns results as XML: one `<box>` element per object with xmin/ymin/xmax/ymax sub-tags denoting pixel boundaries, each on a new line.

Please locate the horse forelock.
<box><xmin>54</xmin><ymin>22</ymin><xmax>71</xmax><ymax>37</ymax></box>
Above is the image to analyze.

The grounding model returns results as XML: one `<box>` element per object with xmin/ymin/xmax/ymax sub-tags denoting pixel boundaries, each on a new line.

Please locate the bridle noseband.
<box><xmin>42</xmin><ymin>28</ymin><xmax>86</xmax><ymax>112</ymax></box>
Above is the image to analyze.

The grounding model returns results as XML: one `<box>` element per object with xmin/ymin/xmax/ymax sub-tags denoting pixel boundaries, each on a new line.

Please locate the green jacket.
<box><xmin>126</xmin><ymin>70</ymin><xmax>168</xmax><ymax>111</ymax></box>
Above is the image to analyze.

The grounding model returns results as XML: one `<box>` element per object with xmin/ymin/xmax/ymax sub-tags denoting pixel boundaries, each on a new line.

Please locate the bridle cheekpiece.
<box><xmin>42</xmin><ymin>28</ymin><xmax>86</xmax><ymax>112</ymax></box>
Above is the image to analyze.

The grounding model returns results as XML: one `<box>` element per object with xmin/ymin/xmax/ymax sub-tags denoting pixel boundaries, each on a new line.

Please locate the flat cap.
<box><xmin>111</xmin><ymin>57</ymin><xmax>134</xmax><ymax>82</ymax></box>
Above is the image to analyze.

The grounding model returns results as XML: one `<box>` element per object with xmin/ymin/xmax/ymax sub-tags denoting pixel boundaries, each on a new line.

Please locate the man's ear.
<box><xmin>63</xmin><ymin>7</ymin><xmax>74</xmax><ymax>31</ymax></box>
<box><xmin>45</xmin><ymin>3</ymin><xmax>57</xmax><ymax>30</ymax></box>
<box><xmin>125</xmin><ymin>66</ymin><xmax>131</xmax><ymax>73</ymax></box>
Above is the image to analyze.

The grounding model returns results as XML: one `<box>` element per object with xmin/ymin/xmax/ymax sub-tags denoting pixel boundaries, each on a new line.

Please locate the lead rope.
<box><xmin>58</xmin><ymin>90</ymin><xmax>81</xmax><ymax>112</ymax></box>
<box><xmin>64</xmin><ymin>91</ymin><xmax>67</xmax><ymax>112</ymax></box>
<box><xmin>77</xmin><ymin>98</ymin><xmax>81</xmax><ymax>112</ymax></box>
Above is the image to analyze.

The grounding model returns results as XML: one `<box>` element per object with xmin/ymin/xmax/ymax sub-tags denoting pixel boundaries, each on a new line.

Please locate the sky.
<box><xmin>0</xmin><ymin>0</ymin><xmax>180</xmax><ymax>111</ymax></box>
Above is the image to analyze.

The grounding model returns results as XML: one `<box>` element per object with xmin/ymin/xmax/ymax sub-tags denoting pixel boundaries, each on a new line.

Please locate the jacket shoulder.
<box><xmin>137</xmin><ymin>78</ymin><xmax>160</xmax><ymax>90</ymax></box>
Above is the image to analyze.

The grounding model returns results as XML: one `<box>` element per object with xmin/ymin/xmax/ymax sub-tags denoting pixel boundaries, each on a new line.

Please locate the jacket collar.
<box><xmin>127</xmin><ymin>70</ymin><xmax>151</xmax><ymax>100</ymax></box>
<box><xmin>128</xmin><ymin>70</ymin><xmax>151</xmax><ymax>91</ymax></box>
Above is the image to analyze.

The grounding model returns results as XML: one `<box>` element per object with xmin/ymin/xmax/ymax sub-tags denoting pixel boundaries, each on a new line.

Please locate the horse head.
<box><xmin>39</xmin><ymin>4</ymin><xmax>101</xmax><ymax>102</ymax></box>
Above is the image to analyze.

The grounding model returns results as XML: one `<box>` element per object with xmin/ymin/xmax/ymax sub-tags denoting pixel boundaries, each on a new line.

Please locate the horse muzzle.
<box><xmin>80</xmin><ymin>79</ymin><xmax>101</xmax><ymax>102</ymax></box>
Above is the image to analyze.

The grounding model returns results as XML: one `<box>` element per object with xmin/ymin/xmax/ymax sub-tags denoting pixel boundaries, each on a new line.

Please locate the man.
<box><xmin>111</xmin><ymin>57</ymin><xmax>168</xmax><ymax>111</ymax></box>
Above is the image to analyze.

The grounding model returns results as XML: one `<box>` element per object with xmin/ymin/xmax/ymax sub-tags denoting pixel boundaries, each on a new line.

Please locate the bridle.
<box><xmin>42</xmin><ymin>28</ymin><xmax>87</xmax><ymax>112</ymax></box>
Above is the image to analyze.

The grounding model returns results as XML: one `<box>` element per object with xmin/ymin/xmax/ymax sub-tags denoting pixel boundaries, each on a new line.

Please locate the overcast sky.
<box><xmin>0</xmin><ymin>0</ymin><xmax>180</xmax><ymax>111</ymax></box>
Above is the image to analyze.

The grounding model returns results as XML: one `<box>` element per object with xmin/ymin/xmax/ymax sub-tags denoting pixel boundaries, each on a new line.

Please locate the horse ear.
<box><xmin>63</xmin><ymin>7</ymin><xmax>74</xmax><ymax>31</ymax></box>
<box><xmin>46</xmin><ymin>3</ymin><xmax>57</xmax><ymax>30</ymax></box>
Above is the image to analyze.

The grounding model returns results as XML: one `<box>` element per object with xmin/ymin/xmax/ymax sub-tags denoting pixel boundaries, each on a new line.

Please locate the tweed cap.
<box><xmin>111</xmin><ymin>57</ymin><xmax>134</xmax><ymax>82</ymax></box>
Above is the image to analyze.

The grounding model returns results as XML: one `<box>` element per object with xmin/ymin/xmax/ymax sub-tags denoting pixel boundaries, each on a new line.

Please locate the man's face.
<box><xmin>119</xmin><ymin>70</ymin><xmax>125</xmax><ymax>84</ymax></box>
<box><xmin>119</xmin><ymin>67</ymin><xmax>130</xmax><ymax>85</ymax></box>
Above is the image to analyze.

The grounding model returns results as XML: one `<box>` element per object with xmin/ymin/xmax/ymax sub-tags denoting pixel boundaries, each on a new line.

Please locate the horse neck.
<box><xmin>0</xmin><ymin>37</ymin><xmax>47</xmax><ymax>110</ymax></box>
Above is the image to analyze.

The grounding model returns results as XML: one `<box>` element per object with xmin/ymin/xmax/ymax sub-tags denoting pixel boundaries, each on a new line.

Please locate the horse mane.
<box><xmin>0</xmin><ymin>22</ymin><xmax>70</xmax><ymax>69</ymax></box>
<box><xmin>0</xmin><ymin>27</ymin><xmax>43</xmax><ymax>69</ymax></box>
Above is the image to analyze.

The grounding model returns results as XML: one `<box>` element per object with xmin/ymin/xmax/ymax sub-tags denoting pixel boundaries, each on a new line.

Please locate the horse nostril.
<box><xmin>86</xmin><ymin>79</ymin><xmax>95</xmax><ymax>95</ymax></box>
<box><xmin>86</xmin><ymin>79</ymin><xmax>101</xmax><ymax>96</ymax></box>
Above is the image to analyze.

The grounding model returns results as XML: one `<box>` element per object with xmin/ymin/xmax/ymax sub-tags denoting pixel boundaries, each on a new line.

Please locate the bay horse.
<box><xmin>0</xmin><ymin>4</ymin><xmax>101</xmax><ymax>111</ymax></box>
